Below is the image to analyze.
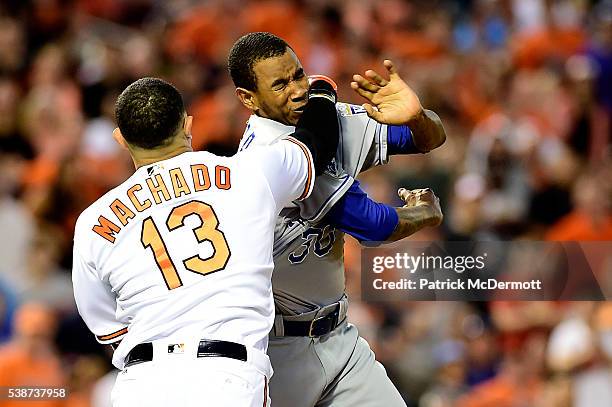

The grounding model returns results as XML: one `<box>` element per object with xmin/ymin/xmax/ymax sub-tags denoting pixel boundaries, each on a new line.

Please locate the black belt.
<box><xmin>124</xmin><ymin>339</ymin><xmax>247</xmax><ymax>367</ymax></box>
<box><xmin>282</xmin><ymin>306</ymin><xmax>342</xmax><ymax>337</ymax></box>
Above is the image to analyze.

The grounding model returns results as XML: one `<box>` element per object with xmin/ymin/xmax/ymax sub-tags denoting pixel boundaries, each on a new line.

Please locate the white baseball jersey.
<box><xmin>72</xmin><ymin>141</ymin><xmax>314</xmax><ymax>369</ymax></box>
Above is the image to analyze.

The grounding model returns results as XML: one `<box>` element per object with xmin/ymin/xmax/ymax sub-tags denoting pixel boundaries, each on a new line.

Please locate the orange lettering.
<box><xmin>127</xmin><ymin>184</ymin><xmax>152</xmax><ymax>212</ymax></box>
<box><xmin>146</xmin><ymin>174</ymin><xmax>171</xmax><ymax>204</ymax></box>
<box><xmin>92</xmin><ymin>216</ymin><xmax>121</xmax><ymax>243</ymax></box>
<box><xmin>191</xmin><ymin>164</ymin><xmax>211</xmax><ymax>191</ymax></box>
<box><xmin>110</xmin><ymin>199</ymin><xmax>136</xmax><ymax>226</ymax></box>
<box><xmin>215</xmin><ymin>166</ymin><xmax>231</xmax><ymax>190</ymax></box>
<box><xmin>169</xmin><ymin>168</ymin><xmax>191</xmax><ymax>198</ymax></box>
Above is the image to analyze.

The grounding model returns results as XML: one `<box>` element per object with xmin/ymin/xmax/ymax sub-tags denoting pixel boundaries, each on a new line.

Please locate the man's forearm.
<box><xmin>292</xmin><ymin>78</ymin><xmax>339</xmax><ymax>174</ymax></box>
<box><xmin>407</xmin><ymin>109</ymin><xmax>446</xmax><ymax>152</ymax></box>
<box><xmin>386</xmin><ymin>205</ymin><xmax>440</xmax><ymax>242</ymax></box>
<box><xmin>293</xmin><ymin>98</ymin><xmax>339</xmax><ymax>175</ymax></box>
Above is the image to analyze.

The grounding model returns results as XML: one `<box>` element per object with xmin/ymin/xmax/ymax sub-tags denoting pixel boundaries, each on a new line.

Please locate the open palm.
<box><xmin>350</xmin><ymin>60</ymin><xmax>423</xmax><ymax>125</ymax></box>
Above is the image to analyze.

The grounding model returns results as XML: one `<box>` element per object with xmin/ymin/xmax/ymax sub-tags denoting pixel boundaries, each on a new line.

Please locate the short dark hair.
<box><xmin>115</xmin><ymin>77</ymin><xmax>185</xmax><ymax>149</ymax></box>
<box><xmin>228</xmin><ymin>32</ymin><xmax>291</xmax><ymax>91</ymax></box>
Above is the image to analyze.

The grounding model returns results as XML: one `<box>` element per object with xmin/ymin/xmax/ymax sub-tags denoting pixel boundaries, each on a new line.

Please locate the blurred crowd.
<box><xmin>0</xmin><ymin>0</ymin><xmax>611</xmax><ymax>406</ymax></box>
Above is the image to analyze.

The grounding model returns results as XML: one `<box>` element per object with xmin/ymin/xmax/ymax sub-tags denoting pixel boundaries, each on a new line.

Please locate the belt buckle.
<box><xmin>308</xmin><ymin>315</ymin><xmax>325</xmax><ymax>338</ymax></box>
<box><xmin>308</xmin><ymin>307</ymin><xmax>340</xmax><ymax>338</ymax></box>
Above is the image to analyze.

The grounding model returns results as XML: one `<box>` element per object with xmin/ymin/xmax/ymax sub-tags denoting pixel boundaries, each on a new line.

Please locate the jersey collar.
<box><xmin>243</xmin><ymin>115</ymin><xmax>295</xmax><ymax>147</ymax></box>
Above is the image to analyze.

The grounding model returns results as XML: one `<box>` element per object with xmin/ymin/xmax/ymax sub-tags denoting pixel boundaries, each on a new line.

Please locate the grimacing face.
<box><xmin>250</xmin><ymin>49</ymin><xmax>309</xmax><ymax>126</ymax></box>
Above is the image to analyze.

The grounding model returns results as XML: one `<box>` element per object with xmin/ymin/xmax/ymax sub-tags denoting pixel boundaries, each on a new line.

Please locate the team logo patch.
<box><xmin>349</xmin><ymin>105</ymin><xmax>366</xmax><ymax>115</ymax></box>
<box><xmin>168</xmin><ymin>343</ymin><xmax>185</xmax><ymax>354</ymax></box>
<box><xmin>338</xmin><ymin>103</ymin><xmax>366</xmax><ymax>117</ymax></box>
<box><xmin>147</xmin><ymin>164</ymin><xmax>165</xmax><ymax>175</ymax></box>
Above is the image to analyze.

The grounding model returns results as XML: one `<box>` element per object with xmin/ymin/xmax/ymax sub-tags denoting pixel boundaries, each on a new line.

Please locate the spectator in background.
<box><xmin>19</xmin><ymin>224</ymin><xmax>75</xmax><ymax>313</ymax></box>
<box><xmin>0</xmin><ymin>302</ymin><xmax>66</xmax><ymax>407</ymax></box>
<box><xmin>456</xmin><ymin>332</ymin><xmax>546</xmax><ymax>407</ymax></box>
<box><xmin>419</xmin><ymin>340</ymin><xmax>469</xmax><ymax>407</ymax></box>
<box><xmin>0</xmin><ymin>136</ymin><xmax>35</xmax><ymax>292</ymax></box>
<box><xmin>546</xmin><ymin>163</ymin><xmax>612</xmax><ymax>240</ymax></box>
<box><xmin>546</xmin><ymin>302</ymin><xmax>612</xmax><ymax>407</ymax></box>
<box><xmin>0</xmin><ymin>17</ymin><xmax>26</xmax><ymax>75</ymax></box>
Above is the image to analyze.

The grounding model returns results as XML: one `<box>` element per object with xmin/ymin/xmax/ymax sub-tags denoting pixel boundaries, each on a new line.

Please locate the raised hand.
<box><xmin>351</xmin><ymin>60</ymin><xmax>423</xmax><ymax>125</ymax></box>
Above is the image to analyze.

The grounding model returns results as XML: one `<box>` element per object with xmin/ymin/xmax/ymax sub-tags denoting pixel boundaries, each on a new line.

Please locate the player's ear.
<box><xmin>236</xmin><ymin>88</ymin><xmax>257</xmax><ymax>112</ymax></box>
<box><xmin>183</xmin><ymin>115</ymin><xmax>193</xmax><ymax>135</ymax></box>
<box><xmin>183</xmin><ymin>115</ymin><xmax>193</xmax><ymax>141</ymax></box>
<box><xmin>112</xmin><ymin>128</ymin><xmax>129</xmax><ymax>150</ymax></box>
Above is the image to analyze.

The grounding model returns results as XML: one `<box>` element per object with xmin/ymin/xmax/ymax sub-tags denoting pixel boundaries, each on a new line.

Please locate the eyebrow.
<box><xmin>270</xmin><ymin>67</ymin><xmax>304</xmax><ymax>88</ymax></box>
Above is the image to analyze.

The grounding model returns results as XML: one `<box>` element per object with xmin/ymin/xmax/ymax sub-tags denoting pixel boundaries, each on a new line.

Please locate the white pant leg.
<box><xmin>112</xmin><ymin>355</ymin><xmax>269</xmax><ymax>407</ymax></box>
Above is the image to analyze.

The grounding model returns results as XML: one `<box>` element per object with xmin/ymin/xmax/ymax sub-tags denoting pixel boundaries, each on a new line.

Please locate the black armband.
<box><xmin>292</xmin><ymin>97</ymin><xmax>339</xmax><ymax>175</ymax></box>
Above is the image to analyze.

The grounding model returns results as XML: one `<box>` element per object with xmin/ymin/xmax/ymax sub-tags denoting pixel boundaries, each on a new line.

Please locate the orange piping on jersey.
<box><xmin>127</xmin><ymin>184</ymin><xmax>152</xmax><ymax>212</ymax></box>
<box><xmin>146</xmin><ymin>174</ymin><xmax>172</xmax><ymax>204</ymax></box>
<box><xmin>110</xmin><ymin>198</ymin><xmax>136</xmax><ymax>226</ymax></box>
<box><xmin>169</xmin><ymin>167</ymin><xmax>192</xmax><ymax>198</ymax></box>
<box><xmin>97</xmin><ymin>327</ymin><xmax>128</xmax><ymax>341</ymax></box>
<box><xmin>215</xmin><ymin>166</ymin><xmax>231</xmax><ymax>190</ymax></box>
<box><xmin>92</xmin><ymin>216</ymin><xmax>121</xmax><ymax>243</ymax></box>
<box><xmin>285</xmin><ymin>137</ymin><xmax>313</xmax><ymax>200</ymax></box>
<box><xmin>191</xmin><ymin>164</ymin><xmax>211</xmax><ymax>191</ymax></box>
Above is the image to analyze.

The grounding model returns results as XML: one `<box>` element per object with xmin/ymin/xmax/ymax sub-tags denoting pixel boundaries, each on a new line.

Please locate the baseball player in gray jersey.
<box><xmin>228</xmin><ymin>32</ymin><xmax>446</xmax><ymax>406</ymax></box>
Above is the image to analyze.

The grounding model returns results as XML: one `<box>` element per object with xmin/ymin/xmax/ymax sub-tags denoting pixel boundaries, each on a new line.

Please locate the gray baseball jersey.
<box><xmin>238</xmin><ymin>103</ymin><xmax>389</xmax><ymax>314</ymax></box>
<box><xmin>239</xmin><ymin>103</ymin><xmax>408</xmax><ymax>407</ymax></box>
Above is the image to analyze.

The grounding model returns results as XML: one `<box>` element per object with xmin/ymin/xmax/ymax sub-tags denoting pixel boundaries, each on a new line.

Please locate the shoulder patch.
<box><xmin>337</xmin><ymin>103</ymin><xmax>366</xmax><ymax>117</ymax></box>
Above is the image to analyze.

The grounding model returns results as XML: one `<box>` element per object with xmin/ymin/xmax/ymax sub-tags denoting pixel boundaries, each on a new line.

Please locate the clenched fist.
<box><xmin>398</xmin><ymin>188</ymin><xmax>443</xmax><ymax>226</ymax></box>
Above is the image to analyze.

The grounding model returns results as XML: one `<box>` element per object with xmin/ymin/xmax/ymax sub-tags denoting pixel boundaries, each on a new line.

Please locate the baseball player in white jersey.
<box><xmin>228</xmin><ymin>33</ymin><xmax>446</xmax><ymax>406</ymax></box>
<box><xmin>72</xmin><ymin>77</ymin><xmax>341</xmax><ymax>407</ymax></box>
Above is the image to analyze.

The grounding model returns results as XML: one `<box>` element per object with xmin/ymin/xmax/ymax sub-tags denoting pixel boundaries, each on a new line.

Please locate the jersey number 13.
<box><xmin>140</xmin><ymin>200</ymin><xmax>230</xmax><ymax>290</ymax></box>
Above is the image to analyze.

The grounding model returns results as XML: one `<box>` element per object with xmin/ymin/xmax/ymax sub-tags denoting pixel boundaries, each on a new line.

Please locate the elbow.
<box><xmin>414</xmin><ymin>129</ymin><xmax>445</xmax><ymax>153</ymax></box>
<box><xmin>425</xmin><ymin>110</ymin><xmax>446</xmax><ymax>151</ymax></box>
<box><xmin>432</xmin><ymin>126</ymin><xmax>446</xmax><ymax>150</ymax></box>
<box><xmin>411</xmin><ymin>109</ymin><xmax>447</xmax><ymax>153</ymax></box>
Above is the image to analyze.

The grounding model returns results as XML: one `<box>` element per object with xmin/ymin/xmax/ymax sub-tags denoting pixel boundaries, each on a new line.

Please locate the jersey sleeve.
<box><xmin>336</xmin><ymin>103</ymin><xmax>389</xmax><ymax>176</ymax></box>
<box><xmin>387</xmin><ymin>125</ymin><xmax>421</xmax><ymax>154</ymax></box>
<box><xmin>254</xmin><ymin>137</ymin><xmax>316</xmax><ymax>210</ymax></box>
<box><xmin>72</xmin><ymin>245</ymin><xmax>128</xmax><ymax>345</ymax></box>
<box><xmin>324</xmin><ymin>180</ymin><xmax>399</xmax><ymax>242</ymax></box>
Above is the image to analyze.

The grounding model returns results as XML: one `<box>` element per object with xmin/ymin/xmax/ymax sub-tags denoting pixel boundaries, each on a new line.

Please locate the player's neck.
<box><xmin>131</xmin><ymin>139</ymin><xmax>193</xmax><ymax>170</ymax></box>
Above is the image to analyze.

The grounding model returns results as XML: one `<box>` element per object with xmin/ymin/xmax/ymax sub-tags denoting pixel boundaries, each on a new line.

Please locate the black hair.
<box><xmin>115</xmin><ymin>77</ymin><xmax>185</xmax><ymax>149</ymax></box>
<box><xmin>228</xmin><ymin>32</ymin><xmax>291</xmax><ymax>91</ymax></box>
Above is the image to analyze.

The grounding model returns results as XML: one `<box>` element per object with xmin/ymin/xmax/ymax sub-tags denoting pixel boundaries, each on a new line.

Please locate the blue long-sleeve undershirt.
<box><xmin>325</xmin><ymin>180</ymin><xmax>399</xmax><ymax>242</ymax></box>
<box><xmin>387</xmin><ymin>125</ymin><xmax>421</xmax><ymax>154</ymax></box>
